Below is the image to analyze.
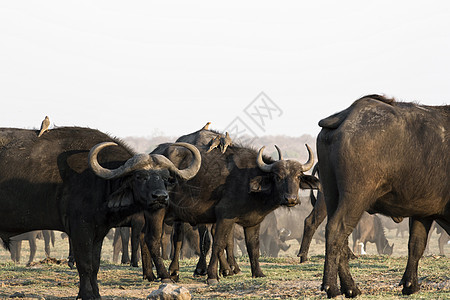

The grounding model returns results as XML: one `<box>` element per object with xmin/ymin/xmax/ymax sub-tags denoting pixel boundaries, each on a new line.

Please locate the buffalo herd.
<box><xmin>0</xmin><ymin>94</ymin><xmax>448</xmax><ymax>299</ymax></box>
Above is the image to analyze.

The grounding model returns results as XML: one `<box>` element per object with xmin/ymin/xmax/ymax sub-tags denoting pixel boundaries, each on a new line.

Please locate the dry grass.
<box><xmin>0</xmin><ymin>228</ymin><xmax>448</xmax><ymax>299</ymax></box>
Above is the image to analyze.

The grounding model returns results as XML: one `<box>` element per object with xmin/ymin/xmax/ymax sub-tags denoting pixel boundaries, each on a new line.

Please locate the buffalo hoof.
<box><xmin>207</xmin><ymin>278</ymin><xmax>219</xmax><ymax>285</ymax></box>
<box><xmin>342</xmin><ymin>286</ymin><xmax>361</xmax><ymax>298</ymax></box>
<box><xmin>143</xmin><ymin>272</ymin><xmax>156</xmax><ymax>282</ymax></box>
<box><xmin>170</xmin><ymin>271</ymin><xmax>180</xmax><ymax>282</ymax></box>
<box><xmin>298</xmin><ymin>254</ymin><xmax>308</xmax><ymax>264</ymax></box>
<box><xmin>131</xmin><ymin>262</ymin><xmax>139</xmax><ymax>268</ymax></box>
<box><xmin>76</xmin><ymin>292</ymin><xmax>100</xmax><ymax>300</ymax></box>
<box><xmin>68</xmin><ymin>261</ymin><xmax>75</xmax><ymax>270</ymax></box>
<box><xmin>401</xmin><ymin>281</ymin><xmax>420</xmax><ymax>295</ymax></box>
<box><xmin>194</xmin><ymin>268</ymin><xmax>207</xmax><ymax>277</ymax></box>
<box><xmin>321</xmin><ymin>284</ymin><xmax>341</xmax><ymax>298</ymax></box>
<box><xmin>221</xmin><ymin>269</ymin><xmax>231</xmax><ymax>277</ymax></box>
<box><xmin>252</xmin><ymin>271</ymin><xmax>266</xmax><ymax>278</ymax></box>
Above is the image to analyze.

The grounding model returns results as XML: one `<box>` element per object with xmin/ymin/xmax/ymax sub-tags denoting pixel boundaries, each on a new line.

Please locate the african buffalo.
<box><xmin>0</xmin><ymin>127</ymin><xmax>200</xmax><ymax>299</ymax></box>
<box><xmin>140</xmin><ymin>125</ymin><xmax>320</xmax><ymax>284</ymax></box>
<box><xmin>298</xmin><ymin>163</ymin><xmax>335</xmax><ymax>263</ymax></box>
<box><xmin>8</xmin><ymin>230</ymin><xmax>55</xmax><ymax>265</ymax></box>
<box><xmin>233</xmin><ymin>210</ymin><xmax>291</xmax><ymax>258</ymax></box>
<box><xmin>317</xmin><ymin>95</ymin><xmax>449</xmax><ymax>297</ymax></box>
<box><xmin>352</xmin><ymin>212</ymin><xmax>393</xmax><ymax>255</ymax></box>
<box><xmin>112</xmin><ymin>213</ymin><xmax>145</xmax><ymax>267</ymax></box>
<box><xmin>379</xmin><ymin>215</ymin><xmax>409</xmax><ymax>238</ymax></box>
<box><xmin>425</xmin><ymin>222</ymin><xmax>449</xmax><ymax>255</ymax></box>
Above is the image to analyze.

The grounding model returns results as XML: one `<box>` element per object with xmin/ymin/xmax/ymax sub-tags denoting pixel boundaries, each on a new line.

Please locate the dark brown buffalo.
<box><xmin>112</xmin><ymin>213</ymin><xmax>145</xmax><ymax>267</ymax></box>
<box><xmin>379</xmin><ymin>215</ymin><xmax>409</xmax><ymax>238</ymax></box>
<box><xmin>352</xmin><ymin>212</ymin><xmax>393</xmax><ymax>255</ymax></box>
<box><xmin>298</xmin><ymin>164</ymin><xmax>347</xmax><ymax>263</ymax></box>
<box><xmin>233</xmin><ymin>210</ymin><xmax>291</xmax><ymax>257</ymax></box>
<box><xmin>0</xmin><ymin>127</ymin><xmax>200</xmax><ymax>299</ymax></box>
<box><xmin>8</xmin><ymin>230</ymin><xmax>55</xmax><ymax>265</ymax></box>
<box><xmin>140</xmin><ymin>126</ymin><xmax>320</xmax><ymax>284</ymax></box>
<box><xmin>425</xmin><ymin>222</ymin><xmax>449</xmax><ymax>255</ymax></box>
<box><xmin>317</xmin><ymin>95</ymin><xmax>449</xmax><ymax>298</ymax></box>
<box><xmin>435</xmin><ymin>225</ymin><xmax>449</xmax><ymax>255</ymax></box>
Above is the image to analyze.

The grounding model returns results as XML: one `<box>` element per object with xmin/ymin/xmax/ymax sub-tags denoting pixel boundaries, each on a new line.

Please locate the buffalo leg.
<box><xmin>209</xmin><ymin>223</ymin><xmax>239</xmax><ymax>277</ymax></box>
<box><xmin>322</xmin><ymin>189</ymin><xmax>364</xmax><ymax>298</ymax></box>
<box><xmin>112</xmin><ymin>230</ymin><xmax>121</xmax><ymax>264</ymax></box>
<box><xmin>130</xmin><ymin>216</ymin><xmax>144</xmax><ymax>267</ymax></box>
<box><xmin>144</xmin><ymin>210</ymin><xmax>171</xmax><ymax>282</ymax></box>
<box><xmin>119</xmin><ymin>227</ymin><xmax>131</xmax><ymax>264</ymax></box>
<box><xmin>139</xmin><ymin>232</ymin><xmax>156</xmax><ymax>281</ymax></box>
<box><xmin>219</xmin><ymin>223</ymin><xmax>234</xmax><ymax>277</ymax></box>
<box><xmin>10</xmin><ymin>240</ymin><xmax>21</xmax><ymax>263</ymax></box>
<box><xmin>42</xmin><ymin>230</ymin><xmax>53</xmax><ymax>257</ymax></box>
<box><xmin>194</xmin><ymin>224</ymin><xmax>210</xmax><ymax>276</ymax></box>
<box><xmin>90</xmin><ymin>238</ymin><xmax>103</xmax><ymax>299</ymax></box>
<box><xmin>72</xmin><ymin>229</ymin><xmax>103</xmax><ymax>299</ymax></box>
<box><xmin>27</xmin><ymin>235</ymin><xmax>37</xmax><ymax>266</ymax></box>
<box><xmin>337</xmin><ymin>239</ymin><xmax>360</xmax><ymax>297</ymax></box>
<box><xmin>438</xmin><ymin>231</ymin><xmax>448</xmax><ymax>255</ymax></box>
<box><xmin>161</xmin><ymin>224</ymin><xmax>172</xmax><ymax>260</ymax></box>
<box><xmin>207</xmin><ymin>218</ymin><xmax>234</xmax><ymax>284</ymax></box>
<box><xmin>244</xmin><ymin>223</ymin><xmax>265</xmax><ymax>278</ymax></box>
<box><xmin>67</xmin><ymin>238</ymin><xmax>75</xmax><ymax>269</ymax></box>
<box><xmin>225</xmin><ymin>226</ymin><xmax>241</xmax><ymax>275</ymax></box>
<box><xmin>400</xmin><ymin>217</ymin><xmax>432</xmax><ymax>295</ymax></box>
<box><xmin>299</xmin><ymin>191</ymin><xmax>327</xmax><ymax>263</ymax></box>
<box><xmin>168</xmin><ymin>222</ymin><xmax>183</xmax><ymax>281</ymax></box>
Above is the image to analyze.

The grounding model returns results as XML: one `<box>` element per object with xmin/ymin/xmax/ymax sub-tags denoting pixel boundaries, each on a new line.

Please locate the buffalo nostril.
<box><xmin>284</xmin><ymin>194</ymin><xmax>297</xmax><ymax>201</ymax></box>
<box><xmin>152</xmin><ymin>191</ymin><xmax>169</xmax><ymax>201</ymax></box>
<box><xmin>283</xmin><ymin>194</ymin><xmax>299</xmax><ymax>206</ymax></box>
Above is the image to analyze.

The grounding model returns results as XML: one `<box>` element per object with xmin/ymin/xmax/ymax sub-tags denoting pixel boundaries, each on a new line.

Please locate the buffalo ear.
<box><xmin>249</xmin><ymin>175</ymin><xmax>272</xmax><ymax>193</ymax></box>
<box><xmin>108</xmin><ymin>183</ymin><xmax>133</xmax><ymax>209</ymax></box>
<box><xmin>299</xmin><ymin>175</ymin><xmax>321</xmax><ymax>190</ymax></box>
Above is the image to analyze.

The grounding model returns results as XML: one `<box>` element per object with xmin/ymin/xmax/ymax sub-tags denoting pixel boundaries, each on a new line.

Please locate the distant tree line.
<box><xmin>123</xmin><ymin>133</ymin><xmax>316</xmax><ymax>168</ymax></box>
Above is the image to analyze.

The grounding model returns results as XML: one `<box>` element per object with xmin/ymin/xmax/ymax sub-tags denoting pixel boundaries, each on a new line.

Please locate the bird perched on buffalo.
<box><xmin>202</xmin><ymin>122</ymin><xmax>211</xmax><ymax>130</ymax></box>
<box><xmin>219</xmin><ymin>132</ymin><xmax>232</xmax><ymax>153</ymax></box>
<box><xmin>206</xmin><ymin>135</ymin><xmax>220</xmax><ymax>153</ymax></box>
<box><xmin>38</xmin><ymin>116</ymin><xmax>50</xmax><ymax>137</ymax></box>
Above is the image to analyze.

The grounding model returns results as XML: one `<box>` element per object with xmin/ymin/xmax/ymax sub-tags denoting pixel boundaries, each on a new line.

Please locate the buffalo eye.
<box><xmin>164</xmin><ymin>176</ymin><xmax>177</xmax><ymax>188</ymax></box>
<box><xmin>274</xmin><ymin>174</ymin><xmax>282</xmax><ymax>182</ymax></box>
<box><xmin>136</xmin><ymin>173</ymin><xmax>151</xmax><ymax>182</ymax></box>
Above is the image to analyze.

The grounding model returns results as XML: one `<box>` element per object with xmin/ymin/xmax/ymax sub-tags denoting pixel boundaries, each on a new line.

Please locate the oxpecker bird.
<box><xmin>38</xmin><ymin>116</ymin><xmax>50</xmax><ymax>137</ymax></box>
<box><xmin>202</xmin><ymin>122</ymin><xmax>211</xmax><ymax>130</ymax></box>
<box><xmin>206</xmin><ymin>135</ymin><xmax>220</xmax><ymax>153</ymax></box>
<box><xmin>219</xmin><ymin>132</ymin><xmax>232</xmax><ymax>153</ymax></box>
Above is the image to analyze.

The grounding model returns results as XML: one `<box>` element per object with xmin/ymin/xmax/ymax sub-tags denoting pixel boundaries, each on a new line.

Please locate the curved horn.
<box><xmin>89</xmin><ymin>142</ymin><xmax>152</xmax><ymax>179</ymax></box>
<box><xmin>150</xmin><ymin>142</ymin><xmax>201</xmax><ymax>180</ymax></box>
<box><xmin>300</xmin><ymin>144</ymin><xmax>314</xmax><ymax>172</ymax></box>
<box><xmin>256</xmin><ymin>146</ymin><xmax>274</xmax><ymax>173</ymax></box>
<box><xmin>274</xmin><ymin>145</ymin><xmax>283</xmax><ymax>160</ymax></box>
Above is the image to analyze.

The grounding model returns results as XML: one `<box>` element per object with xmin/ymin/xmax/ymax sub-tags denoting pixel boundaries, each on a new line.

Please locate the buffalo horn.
<box><xmin>89</xmin><ymin>142</ymin><xmax>153</xmax><ymax>179</ymax></box>
<box><xmin>148</xmin><ymin>142</ymin><xmax>201</xmax><ymax>181</ymax></box>
<box><xmin>274</xmin><ymin>145</ymin><xmax>283</xmax><ymax>160</ymax></box>
<box><xmin>256</xmin><ymin>146</ymin><xmax>274</xmax><ymax>173</ymax></box>
<box><xmin>300</xmin><ymin>144</ymin><xmax>314</xmax><ymax>172</ymax></box>
<box><xmin>89</xmin><ymin>142</ymin><xmax>201</xmax><ymax>180</ymax></box>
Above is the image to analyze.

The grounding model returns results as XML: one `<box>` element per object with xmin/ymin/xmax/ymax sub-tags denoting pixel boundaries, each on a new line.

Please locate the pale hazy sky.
<box><xmin>1</xmin><ymin>1</ymin><xmax>449</xmax><ymax>140</ymax></box>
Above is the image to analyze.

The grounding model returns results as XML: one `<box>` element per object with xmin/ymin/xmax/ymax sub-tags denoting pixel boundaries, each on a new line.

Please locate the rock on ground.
<box><xmin>147</xmin><ymin>283</ymin><xmax>191</xmax><ymax>300</ymax></box>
